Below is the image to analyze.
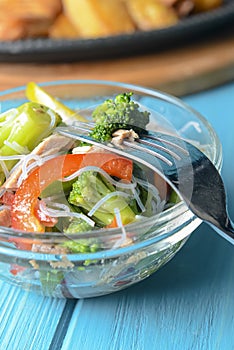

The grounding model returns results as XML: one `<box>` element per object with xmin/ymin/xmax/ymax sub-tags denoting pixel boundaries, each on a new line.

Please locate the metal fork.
<box><xmin>56</xmin><ymin>124</ymin><xmax>234</xmax><ymax>245</ymax></box>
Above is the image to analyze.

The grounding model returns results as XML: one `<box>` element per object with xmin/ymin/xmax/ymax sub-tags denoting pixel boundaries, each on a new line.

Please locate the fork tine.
<box><xmin>71</xmin><ymin>126</ymin><xmax>90</xmax><ymax>133</ymax></box>
<box><xmin>136</xmin><ymin>138</ymin><xmax>181</xmax><ymax>161</ymax></box>
<box><xmin>65</xmin><ymin>123</ymin><xmax>187</xmax><ymax>164</ymax></box>
<box><xmin>73</xmin><ymin>121</ymin><xmax>95</xmax><ymax>127</ymax></box>
<box><xmin>141</xmin><ymin>133</ymin><xmax>190</xmax><ymax>156</ymax></box>
<box><xmin>56</xmin><ymin>128</ymin><xmax>168</xmax><ymax>172</ymax></box>
<box><xmin>57</xmin><ymin>124</ymin><xmax>184</xmax><ymax>167</ymax></box>
<box><xmin>123</xmin><ymin>140</ymin><xmax>174</xmax><ymax>166</ymax></box>
<box><xmin>70</xmin><ymin>121</ymin><xmax>95</xmax><ymax>133</ymax></box>
<box><xmin>57</xmin><ymin>125</ymin><xmax>176</xmax><ymax>167</ymax></box>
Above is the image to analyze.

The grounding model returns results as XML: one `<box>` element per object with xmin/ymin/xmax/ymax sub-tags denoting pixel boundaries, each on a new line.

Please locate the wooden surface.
<box><xmin>0</xmin><ymin>34</ymin><xmax>234</xmax><ymax>95</ymax></box>
<box><xmin>1</xmin><ymin>81</ymin><xmax>234</xmax><ymax>350</ymax></box>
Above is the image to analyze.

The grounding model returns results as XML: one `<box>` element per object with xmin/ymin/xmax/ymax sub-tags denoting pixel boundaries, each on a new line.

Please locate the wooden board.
<box><xmin>0</xmin><ymin>34</ymin><xmax>234</xmax><ymax>96</ymax></box>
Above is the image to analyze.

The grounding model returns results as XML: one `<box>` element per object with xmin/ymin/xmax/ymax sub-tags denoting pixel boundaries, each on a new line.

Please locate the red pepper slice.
<box><xmin>34</xmin><ymin>200</ymin><xmax>58</xmax><ymax>227</ymax></box>
<box><xmin>10</xmin><ymin>264</ymin><xmax>26</xmax><ymax>276</ymax></box>
<box><xmin>106</xmin><ymin>216</ymin><xmax>118</xmax><ymax>229</ymax></box>
<box><xmin>11</xmin><ymin>153</ymin><xmax>133</xmax><ymax>233</ymax></box>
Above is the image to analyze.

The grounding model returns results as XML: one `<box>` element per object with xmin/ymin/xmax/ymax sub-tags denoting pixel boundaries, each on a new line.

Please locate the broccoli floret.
<box><xmin>65</xmin><ymin>217</ymin><xmax>93</xmax><ymax>234</ymax></box>
<box><xmin>62</xmin><ymin>217</ymin><xmax>99</xmax><ymax>267</ymax></box>
<box><xmin>63</xmin><ymin>239</ymin><xmax>99</xmax><ymax>254</ymax></box>
<box><xmin>90</xmin><ymin>93</ymin><xmax>150</xmax><ymax>142</ymax></box>
<box><xmin>68</xmin><ymin>171</ymin><xmax>136</xmax><ymax>226</ymax></box>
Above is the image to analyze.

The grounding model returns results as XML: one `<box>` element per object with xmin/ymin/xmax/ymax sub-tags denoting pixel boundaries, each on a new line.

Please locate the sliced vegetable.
<box><xmin>11</xmin><ymin>153</ymin><xmax>133</xmax><ymax>233</ymax></box>
<box><xmin>26</xmin><ymin>82</ymin><xmax>86</xmax><ymax>123</ymax></box>
<box><xmin>0</xmin><ymin>102</ymin><xmax>61</xmax><ymax>184</ymax></box>
<box><xmin>0</xmin><ymin>190</ymin><xmax>14</xmax><ymax>206</ymax></box>
<box><xmin>10</xmin><ymin>264</ymin><xmax>26</xmax><ymax>276</ymax></box>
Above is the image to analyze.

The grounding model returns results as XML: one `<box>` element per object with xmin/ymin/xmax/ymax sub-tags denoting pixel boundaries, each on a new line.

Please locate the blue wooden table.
<box><xmin>1</xmin><ymin>81</ymin><xmax>234</xmax><ymax>350</ymax></box>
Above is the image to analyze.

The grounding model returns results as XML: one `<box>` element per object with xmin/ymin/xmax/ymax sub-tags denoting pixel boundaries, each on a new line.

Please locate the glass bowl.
<box><xmin>0</xmin><ymin>80</ymin><xmax>222</xmax><ymax>298</ymax></box>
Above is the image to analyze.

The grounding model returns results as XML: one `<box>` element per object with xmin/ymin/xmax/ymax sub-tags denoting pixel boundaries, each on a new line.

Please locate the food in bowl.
<box><xmin>0</xmin><ymin>81</ymin><xmax>222</xmax><ymax>298</ymax></box>
<box><xmin>0</xmin><ymin>0</ymin><xmax>223</xmax><ymax>40</ymax></box>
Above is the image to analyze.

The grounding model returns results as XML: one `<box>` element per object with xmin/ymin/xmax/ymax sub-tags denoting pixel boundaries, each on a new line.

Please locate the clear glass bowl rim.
<box><xmin>0</xmin><ymin>79</ymin><xmax>223</xmax><ymax>259</ymax></box>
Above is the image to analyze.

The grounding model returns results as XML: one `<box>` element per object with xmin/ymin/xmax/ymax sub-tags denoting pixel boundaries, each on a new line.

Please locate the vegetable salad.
<box><xmin>0</xmin><ymin>82</ymin><xmax>177</xmax><ymax>296</ymax></box>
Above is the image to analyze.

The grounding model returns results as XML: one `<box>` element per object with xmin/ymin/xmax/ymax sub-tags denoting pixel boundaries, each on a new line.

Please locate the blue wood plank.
<box><xmin>0</xmin><ymin>282</ymin><xmax>66</xmax><ymax>350</ymax></box>
<box><xmin>61</xmin><ymin>81</ymin><xmax>234</xmax><ymax>350</ymax></box>
<box><xmin>61</xmin><ymin>227</ymin><xmax>234</xmax><ymax>350</ymax></box>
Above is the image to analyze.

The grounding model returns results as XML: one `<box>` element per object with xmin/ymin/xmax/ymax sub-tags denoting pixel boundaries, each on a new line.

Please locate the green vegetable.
<box><xmin>63</xmin><ymin>217</ymin><xmax>99</xmax><ymax>267</ymax></box>
<box><xmin>65</xmin><ymin>217</ymin><xmax>94</xmax><ymax>234</ymax></box>
<box><xmin>89</xmin><ymin>92</ymin><xmax>150</xmax><ymax>141</ymax></box>
<box><xmin>63</xmin><ymin>238</ymin><xmax>99</xmax><ymax>254</ymax></box>
<box><xmin>40</xmin><ymin>217</ymin><xmax>99</xmax><ymax>293</ymax></box>
<box><xmin>0</xmin><ymin>102</ymin><xmax>61</xmax><ymax>184</ymax></box>
<box><xmin>26</xmin><ymin>82</ymin><xmax>86</xmax><ymax>124</ymax></box>
<box><xmin>39</xmin><ymin>269</ymin><xmax>64</xmax><ymax>297</ymax></box>
<box><xmin>169</xmin><ymin>190</ymin><xmax>180</xmax><ymax>204</ymax></box>
<box><xmin>68</xmin><ymin>171</ymin><xmax>136</xmax><ymax>226</ymax></box>
<box><xmin>40</xmin><ymin>179</ymin><xmax>75</xmax><ymax>199</ymax></box>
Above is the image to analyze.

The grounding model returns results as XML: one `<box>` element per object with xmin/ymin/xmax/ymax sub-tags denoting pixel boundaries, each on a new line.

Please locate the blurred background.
<box><xmin>0</xmin><ymin>0</ymin><xmax>233</xmax><ymax>96</ymax></box>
